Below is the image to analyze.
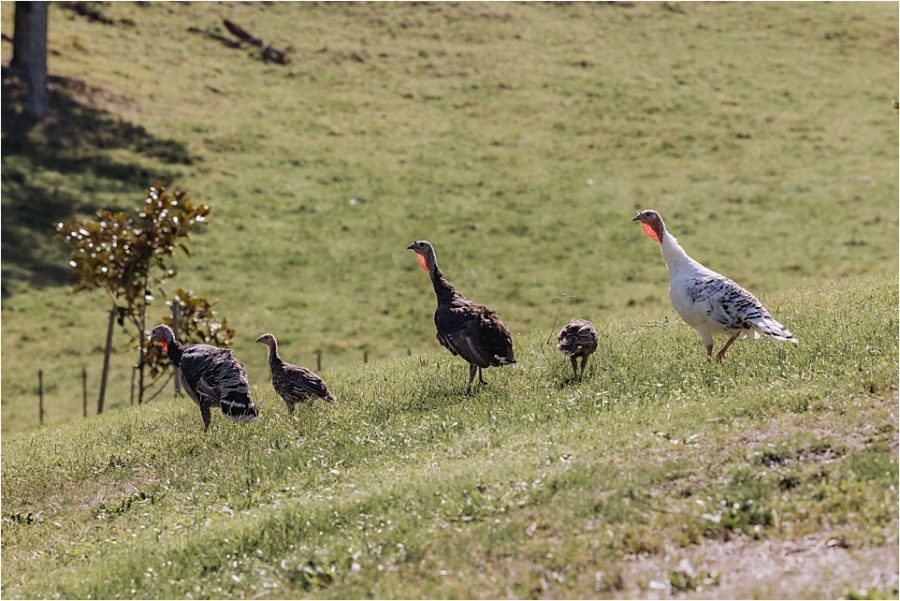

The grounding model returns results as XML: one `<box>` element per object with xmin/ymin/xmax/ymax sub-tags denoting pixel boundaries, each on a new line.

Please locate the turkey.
<box><xmin>632</xmin><ymin>209</ymin><xmax>797</xmax><ymax>362</ymax></box>
<box><xmin>256</xmin><ymin>333</ymin><xmax>335</xmax><ymax>413</ymax></box>
<box><xmin>150</xmin><ymin>324</ymin><xmax>258</xmax><ymax>430</ymax></box>
<box><xmin>407</xmin><ymin>240</ymin><xmax>516</xmax><ymax>393</ymax></box>
<box><xmin>557</xmin><ymin>318</ymin><xmax>599</xmax><ymax>379</ymax></box>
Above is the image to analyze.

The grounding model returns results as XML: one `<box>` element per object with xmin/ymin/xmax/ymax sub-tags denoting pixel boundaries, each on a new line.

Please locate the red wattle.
<box><xmin>642</xmin><ymin>222</ymin><xmax>661</xmax><ymax>243</ymax></box>
<box><xmin>416</xmin><ymin>253</ymin><xmax>431</xmax><ymax>275</ymax></box>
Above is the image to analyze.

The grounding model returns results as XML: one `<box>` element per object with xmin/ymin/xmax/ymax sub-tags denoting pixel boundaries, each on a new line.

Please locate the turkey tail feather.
<box><xmin>220</xmin><ymin>392</ymin><xmax>259</xmax><ymax>420</ymax></box>
<box><xmin>752</xmin><ymin>317</ymin><xmax>798</xmax><ymax>344</ymax></box>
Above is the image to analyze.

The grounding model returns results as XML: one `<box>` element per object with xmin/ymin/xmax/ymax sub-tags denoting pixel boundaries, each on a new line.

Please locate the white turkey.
<box><xmin>256</xmin><ymin>333</ymin><xmax>336</xmax><ymax>413</ymax></box>
<box><xmin>632</xmin><ymin>210</ymin><xmax>797</xmax><ymax>362</ymax></box>
<box><xmin>557</xmin><ymin>318</ymin><xmax>599</xmax><ymax>379</ymax></box>
<box><xmin>150</xmin><ymin>324</ymin><xmax>258</xmax><ymax>430</ymax></box>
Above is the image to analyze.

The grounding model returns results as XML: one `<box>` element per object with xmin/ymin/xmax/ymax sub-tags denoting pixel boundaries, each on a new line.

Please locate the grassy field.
<box><xmin>1</xmin><ymin>2</ymin><xmax>897</xmax><ymax>431</ymax></box>
<box><xmin>2</xmin><ymin>277</ymin><xmax>897</xmax><ymax>598</ymax></box>
<box><xmin>1</xmin><ymin>2</ymin><xmax>898</xmax><ymax>598</ymax></box>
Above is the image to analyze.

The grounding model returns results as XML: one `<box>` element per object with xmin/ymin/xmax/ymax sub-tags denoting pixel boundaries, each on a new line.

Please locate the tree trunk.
<box><xmin>11</xmin><ymin>3</ymin><xmax>29</xmax><ymax>70</ymax></box>
<box><xmin>97</xmin><ymin>305</ymin><xmax>116</xmax><ymax>414</ymax></box>
<box><xmin>12</xmin><ymin>1</ymin><xmax>49</xmax><ymax>120</ymax></box>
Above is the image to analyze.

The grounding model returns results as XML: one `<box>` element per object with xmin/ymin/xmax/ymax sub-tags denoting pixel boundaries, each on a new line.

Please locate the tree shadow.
<box><xmin>1</xmin><ymin>73</ymin><xmax>195</xmax><ymax>297</ymax></box>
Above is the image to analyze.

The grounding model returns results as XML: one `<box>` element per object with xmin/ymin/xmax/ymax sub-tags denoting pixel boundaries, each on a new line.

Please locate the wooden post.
<box><xmin>130</xmin><ymin>366</ymin><xmax>136</xmax><ymax>405</ymax></box>
<box><xmin>97</xmin><ymin>306</ymin><xmax>116</xmax><ymax>415</ymax></box>
<box><xmin>136</xmin><ymin>280</ymin><xmax>148</xmax><ymax>405</ymax></box>
<box><xmin>38</xmin><ymin>369</ymin><xmax>44</xmax><ymax>426</ymax></box>
<box><xmin>364</xmin><ymin>351</ymin><xmax>368</xmax><ymax>364</ymax></box>
<box><xmin>82</xmin><ymin>367</ymin><xmax>87</xmax><ymax>418</ymax></box>
<box><xmin>172</xmin><ymin>303</ymin><xmax>181</xmax><ymax>394</ymax></box>
<box><xmin>316</xmin><ymin>350</ymin><xmax>322</xmax><ymax>372</ymax></box>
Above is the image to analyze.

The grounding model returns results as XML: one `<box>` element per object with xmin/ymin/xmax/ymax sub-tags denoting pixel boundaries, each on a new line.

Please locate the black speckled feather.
<box><xmin>178</xmin><ymin>344</ymin><xmax>258</xmax><ymax>420</ymax></box>
<box><xmin>685</xmin><ymin>275</ymin><xmax>794</xmax><ymax>339</ymax></box>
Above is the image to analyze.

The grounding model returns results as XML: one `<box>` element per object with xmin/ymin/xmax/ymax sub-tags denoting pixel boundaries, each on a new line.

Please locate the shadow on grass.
<box><xmin>1</xmin><ymin>73</ymin><xmax>194</xmax><ymax>296</ymax></box>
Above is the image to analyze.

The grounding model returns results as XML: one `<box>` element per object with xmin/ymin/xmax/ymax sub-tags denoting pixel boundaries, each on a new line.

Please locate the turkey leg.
<box><xmin>716</xmin><ymin>333</ymin><xmax>741</xmax><ymax>363</ymax></box>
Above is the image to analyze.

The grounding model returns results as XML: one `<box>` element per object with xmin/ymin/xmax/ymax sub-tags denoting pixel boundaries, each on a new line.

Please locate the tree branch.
<box><xmin>193</xmin><ymin>18</ymin><xmax>290</xmax><ymax>65</ymax></box>
<box><xmin>144</xmin><ymin>372</ymin><xmax>174</xmax><ymax>403</ymax></box>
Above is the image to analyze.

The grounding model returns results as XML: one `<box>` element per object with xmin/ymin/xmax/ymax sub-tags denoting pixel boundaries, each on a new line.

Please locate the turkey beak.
<box><xmin>406</xmin><ymin>243</ymin><xmax>416</xmax><ymax>250</ymax></box>
<box><xmin>631</xmin><ymin>213</ymin><xmax>643</xmax><ymax>222</ymax></box>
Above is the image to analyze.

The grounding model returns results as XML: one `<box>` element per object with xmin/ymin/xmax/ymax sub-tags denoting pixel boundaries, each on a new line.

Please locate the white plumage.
<box><xmin>632</xmin><ymin>209</ymin><xmax>797</xmax><ymax>362</ymax></box>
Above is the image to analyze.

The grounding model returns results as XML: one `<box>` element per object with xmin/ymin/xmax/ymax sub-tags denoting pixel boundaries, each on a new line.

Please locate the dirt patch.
<box><xmin>728</xmin><ymin>392</ymin><xmax>897</xmax><ymax>457</ymax></box>
<box><xmin>617</xmin><ymin>534</ymin><xmax>899</xmax><ymax>599</ymax></box>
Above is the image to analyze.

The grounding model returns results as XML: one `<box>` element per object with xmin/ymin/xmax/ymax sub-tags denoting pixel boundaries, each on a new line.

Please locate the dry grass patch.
<box><xmin>618</xmin><ymin>535</ymin><xmax>899</xmax><ymax>600</ymax></box>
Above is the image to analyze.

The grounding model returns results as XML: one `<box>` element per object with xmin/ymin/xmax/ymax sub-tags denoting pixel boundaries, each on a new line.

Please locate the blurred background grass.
<box><xmin>1</xmin><ymin>2</ymin><xmax>897</xmax><ymax>431</ymax></box>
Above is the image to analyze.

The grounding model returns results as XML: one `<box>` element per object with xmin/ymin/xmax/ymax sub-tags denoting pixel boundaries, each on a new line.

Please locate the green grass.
<box><xmin>1</xmin><ymin>2</ymin><xmax>897</xmax><ymax>430</ymax></box>
<box><xmin>2</xmin><ymin>277</ymin><xmax>897</xmax><ymax>598</ymax></box>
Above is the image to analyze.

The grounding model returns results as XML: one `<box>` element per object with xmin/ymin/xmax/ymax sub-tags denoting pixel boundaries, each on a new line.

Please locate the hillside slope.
<box><xmin>2</xmin><ymin>277</ymin><xmax>897</xmax><ymax>599</ymax></box>
<box><xmin>2</xmin><ymin>2</ymin><xmax>898</xmax><ymax>431</ymax></box>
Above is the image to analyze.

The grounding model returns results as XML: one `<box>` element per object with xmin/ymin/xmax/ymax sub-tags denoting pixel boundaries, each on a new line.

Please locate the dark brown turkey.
<box><xmin>150</xmin><ymin>324</ymin><xmax>258</xmax><ymax>430</ymax></box>
<box><xmin>407</xmin><ymin>240</ymin><xmax>515</xmax><ymax>393</ymax></box>
<box><xmin>557</xmin><ymin>318</ymin><xmax>599</xmax><ymax>379</ymax></box>
<box><xmin>256</xmin><ymin>333</ymin><xmax>335</xmax><ymax>413</ymax></box>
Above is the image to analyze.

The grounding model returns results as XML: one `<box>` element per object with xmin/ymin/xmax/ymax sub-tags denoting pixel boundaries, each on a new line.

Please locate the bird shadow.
<box><xmin>395</xmin><ymin>388</ymin><xmax>474</xmax><ymax>415</ymax></box>
<box><xmin>552</xmin><ymin>364</ymin><xmax>600</xmax><ymax>388</ymax></box>
<box><xmin>554</xmin><ymin>374</ymin><xmax>584</xmax><ymax>389</ymax></box>
<box><xmin>1</xmin><ymin>72</ymin><xmax>194</xmax><ymax>297</ymax></box>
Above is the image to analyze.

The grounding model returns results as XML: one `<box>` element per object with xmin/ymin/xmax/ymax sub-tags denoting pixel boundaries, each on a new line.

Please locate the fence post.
<box><xmin>172</xmin><ymin>303</ymin><xmax>181</xmax><ymax>394</ymax></box>
<box><xmin>38</xmin><ymin>369</ymin><xmax>44</xmax><ymax>426</ymax></box>
<box><xmin>130</xmin><ymin>366</ymin><xmax>136</xmax><ymax>405</ymax></box>
<box><xmin>97</xmin><ymin>305</ymin><xmax>116</xmax><ymax>414</ymax></box>
<box><xmin>82</xmin><ymin>367</ymin><xmax>87</xmax><ymax>418</ymax></box>
<box><xmin>316</xmin><ymin>350</ymin><xmax>322</xmax><ymax>372</ymax></box>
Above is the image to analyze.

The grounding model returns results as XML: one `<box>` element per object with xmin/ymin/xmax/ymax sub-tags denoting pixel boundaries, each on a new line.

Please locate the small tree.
<box><xmin>58</xmin><ymin>183</ymin><xmax>210</xmax><ymax>410</ymax></box>
<box><xmin>143</xmin><ymin>288</ymin><xmax>237</xmax><ymax>402</ymax></box>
